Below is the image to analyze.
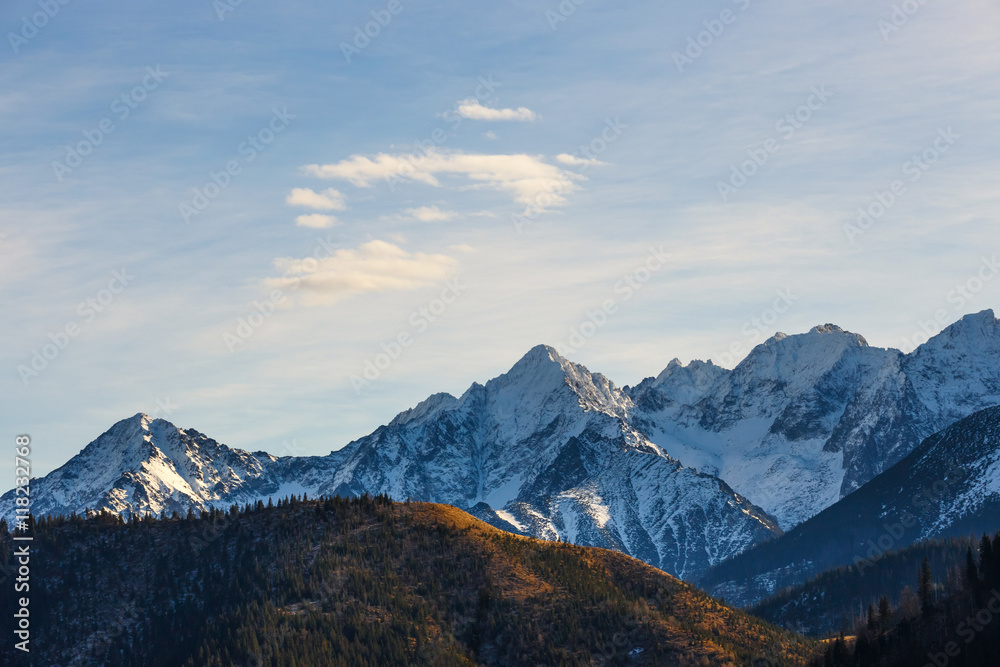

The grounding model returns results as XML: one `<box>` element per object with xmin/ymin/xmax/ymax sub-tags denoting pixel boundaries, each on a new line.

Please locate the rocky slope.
<box><xmin>699</xmin><ymin>405</ymin><xmax>1000</xmax><ymax>607</ymax></box>
<box><xmin>3</xmin><ymin>310</ymin><xmax>999</xmax><ymax>583</ymax></box>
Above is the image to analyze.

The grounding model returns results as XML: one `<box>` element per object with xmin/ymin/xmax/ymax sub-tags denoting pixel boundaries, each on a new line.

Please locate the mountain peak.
<box><xmin>517</xmin><ymin>343</ymin><xmax>565</xmax><ymax>366</ymax></box>
<box><xmin>654</xmin><ymin>358</ymin><xmax>720</xmax><ymax>383</ymax></box>
<box><xmin>390</xmin><ymin>392</ymin><xmax>460</xmax><ymax>426</ymax></box>
<box><xmin>910</xmin><ymin>308</ymin><xmax>1000</xmax><ymax>357</ymax></box>
<box><xmin>807</xmin><ymin>323</ymin><xmax>869</xmax><ymax>345</ymax></box>
<box><xmin>945</xmin><ymin>308</ymin><xmax>997</xmax><ymax>333</ymax></box>
<box><xmin>498</xmin><ymin>344</ymin><xmax>575</xmax><ymax>387</ymax></box>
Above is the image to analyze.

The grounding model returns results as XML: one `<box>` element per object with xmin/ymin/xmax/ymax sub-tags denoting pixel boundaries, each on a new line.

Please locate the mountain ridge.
<box><xmin>4</xmin><ymin>309</ymin><xmax>999</xmax><ymax>583</ymax></box>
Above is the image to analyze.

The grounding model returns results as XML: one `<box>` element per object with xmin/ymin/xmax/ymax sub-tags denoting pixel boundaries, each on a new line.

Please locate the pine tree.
<box><xmin>877</xmin><ymin>596</ymin><xmax>891</xmax><ymax>634</ymax></box>
<box><xmin>991</xmin><ymin>533</ymin><xmax>1000</xmax><ymax>588</ymax></box>
<box><xmin>980</xmin><ymin>533</ymin><xmax>994</xmax><ymax>585</ymax></box>
<box><xmin>919</xmin><ymin>557</ymin><xmax>934</xmax><ymax>616</ymax></box>
<box><xmin>965</xmin><ymin>546</ymin><xmax>981</xmax><ymax>604</ymax></box>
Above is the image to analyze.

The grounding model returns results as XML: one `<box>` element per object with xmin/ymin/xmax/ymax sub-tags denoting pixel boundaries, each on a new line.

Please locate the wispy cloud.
<box><xmin>405</xmin><ymin>205</ymin><xmax>455</xmax><ymax>222</ymax></box>
<box><xmin>303</xmin><ymin>149</ymin><xmax>582</xmax><ymax>207</ymax></box>
<box><xmin>294</xmin><ymin>213</ymin><xmax>339</xmax><ymax>228</ymax></box>
<box><xmin>264</xmin><ymin>240</ymin><xmax>459</xmax><ymax>306</ymax></box>
<box><xmin>556</xmin><ymin>154</ymin><xmax>607</xmax><ymax>167</ymax></box>
<box><xmin>455</xmin><ymin>99</ymin><xmax>539</xmax><ymax>122</ymax></box>
<box><xmin>285</xmin><ymin>187</ymin><xmax>346</xmax><ymax>210</ymax></box>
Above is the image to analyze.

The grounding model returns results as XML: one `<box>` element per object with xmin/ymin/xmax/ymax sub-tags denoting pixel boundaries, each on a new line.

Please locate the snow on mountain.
<box><xmin>0</xmin><ymin>413</ymin><xmax>346</xmax><ymax>520</ymax></box>
<box><xmin>1</xmin><ymin>345</ymin><xmax>780</xmax><ymax>580</ymax></box>
<box><xmin>699</xmin><ymin>404</ymin><xmax>1000</xmax><ymax>607</ymax></box>
<box><xmin>312</xmin><ymin>344</ymin><xmax>780</xmax><ymax>578</ymax></box>
<box><xmin>4</xmin><ymin>311</ymin><xmax>999</xmax><ymax>582</ymax></box>
<box><xmin>628</xmin><ymin>310</ymin><xmax>1000</xmax><ymax>528</ymax></box>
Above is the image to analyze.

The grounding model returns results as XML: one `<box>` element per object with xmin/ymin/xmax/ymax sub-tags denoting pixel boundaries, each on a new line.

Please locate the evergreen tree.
<box><xmin>980</xmin><ymin>533</ymin><xmax>994</xmax><ymax>585</ymax></box>
<box><xmin>919</xmin><ymin>557</ymin><xmax>934</xmax><ymax>616</ymax></box>
<box><xmin>991</xmin><ymin>533</ymin><xmax>1000</xmax><ymax>588</ymax></box>
<box><xmin>965</xmin><ymin>546</ymin><xmax>981</xmax><ymax>603</ymax></box>
<box><xmin>877</xmin><ymin>596</ymin><xmax>891</xmax><ymax>634</ymax></box>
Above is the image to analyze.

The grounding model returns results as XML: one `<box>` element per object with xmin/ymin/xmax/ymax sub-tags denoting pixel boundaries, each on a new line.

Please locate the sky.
<box><xmin>2</xmin><ymin>0</ymin><xmax>998</xmax><ymax>478</ymax></box>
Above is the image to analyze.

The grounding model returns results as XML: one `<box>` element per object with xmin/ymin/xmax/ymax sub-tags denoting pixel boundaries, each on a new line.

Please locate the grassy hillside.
<box><xmin>0</xmin><ymin>495</ymin><xmax>816</xmax><ymax>666</ymax></box>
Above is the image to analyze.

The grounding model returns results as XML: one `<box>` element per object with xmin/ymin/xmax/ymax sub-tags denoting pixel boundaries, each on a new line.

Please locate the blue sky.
<box><xmin>2</xmin><ymin>0</ymin><xmax>998</xmax><ymax>477</ymax></box>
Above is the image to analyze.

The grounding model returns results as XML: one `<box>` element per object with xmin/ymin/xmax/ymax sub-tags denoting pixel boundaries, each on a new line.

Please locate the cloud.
<box><xmin>557</xmin><ymin>153</ymin><xmax>608</xmax><ymax>167</ymax></box>
<box><xmin>303</xmin><ymin>149</ymin><xmax>583</xmax><ymax>208</ymax></box>
<box><xmin>263</xmin><ymin>240</ymin><xmax>459</xmax><ymax>306</ymax></box>
<box><xmin>405</xmin><ymin>206</ymin><xmax>455</xmax><ymax>222</ymax></box>
<box><xmin>455</xmin><ymin>99</ymin><xmax>539</xmax><ymax>122</ymax></box>
<box><xmin>295</xmin><ymin>214</ymin><xmax>339</xmax><ymax>228</ymax></box>
<box><xmin>285</xmin><ymin>187</ymin><xmax>346</xmax><ymax>210</ymax></box>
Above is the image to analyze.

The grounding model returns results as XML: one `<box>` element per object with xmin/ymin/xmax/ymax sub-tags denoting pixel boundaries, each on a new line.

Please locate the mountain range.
<box><xmin>700</xmin><ymin>403</ymin><xmax>1000</xmax><ymax>606</ymax></box>
<box><xmin>4</xmin><ymin>309</ymin><xmax>999</xmax><ymax>582</ymax></box>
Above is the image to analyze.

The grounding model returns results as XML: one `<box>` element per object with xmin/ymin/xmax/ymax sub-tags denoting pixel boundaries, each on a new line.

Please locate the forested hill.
<box><xmin>0</xmin><ymin>496</ymin><xmax>815</xmax><ymax>666</ymax></box>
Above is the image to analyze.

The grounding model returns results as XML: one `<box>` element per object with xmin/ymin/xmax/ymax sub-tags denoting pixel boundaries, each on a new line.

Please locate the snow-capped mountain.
<box><xmin>3</xmin><ymin>310</ymin><xmax>999</xmax><ymax>582</ymax></box>
<box><xmin>0</xmin><ymin>413</ymin><xmax>346</xmax><ymax>520</ymax></box>
<box><xmin>628</xmin><ymin>310</ymin><xmax>1000</xmax><ymax>527</ymax></box>
<box><xmin>3</xmin><ymin>345</ymin><xmax>781</xmax><ymax>579</ymax></box>
<box><xmin>699</xmin><ymin>404</ymin><xmax>1000</xmax><ymax>607</ymax></box>
<box><xmin>307</xmin><ymin>345</ymin><xmax>781</xmax><ymax>579</ymax></box>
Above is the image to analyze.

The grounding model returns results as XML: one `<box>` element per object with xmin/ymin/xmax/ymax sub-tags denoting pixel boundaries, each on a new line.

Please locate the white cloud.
<box><xmin>484</xmin><ymin>131</ymin><xmax>498</xmax><ymax>140</ymax></box>
<box><xmin>455</xmin><ymin>99</ymin><xmax>539</xmax><ymax>122</ymax></box>
<box><xmin>295</xmin><ymin>214</ymin><xmax>339</xmax><ymax>228</ymax></box>
<box><xmin>285</xmin><ymin>187</ymin><xmax>346</xmax><ymax>210</ymax></box>
<box><xmin>405</xmin><ymin>206</ymin><xmax>455</xmax><ymax>222</ymax></box>
<box><xmin>303</xmin><ymin>149</ymin><xmax>583</xmax><ymax>208</ymax></box>
<box><xmin>557</xmin><ymin>153</ymin><xmax>608</xmax><ymax>167</ymax></box>
<box><xmin>264</xmin><ymin>240</ymin><xmax>459</xmax><ymax>306</ymax></box>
